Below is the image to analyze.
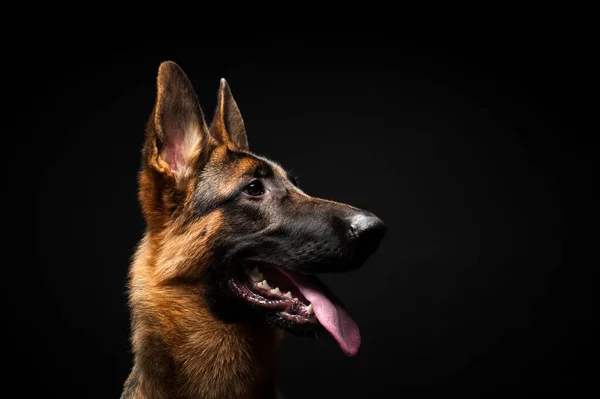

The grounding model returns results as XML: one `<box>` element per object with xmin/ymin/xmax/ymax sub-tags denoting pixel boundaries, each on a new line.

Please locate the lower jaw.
<box><xmin>263</xmin><ymin>312</ymin><xmax>326</xmax><ymax>338</ymax></box>
<box><xmin>277</xmin><ymin>311</ymin><xmax>314</xmax><ymax>323</ymax></box>
<box><xmin>228</xmin><ymin>279</ymin><xmax>320</xmax><ymax>327</ymax></box>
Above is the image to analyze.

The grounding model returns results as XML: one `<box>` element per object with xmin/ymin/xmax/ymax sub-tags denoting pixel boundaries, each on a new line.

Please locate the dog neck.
<box><xmin>123</xmin><ymin>235</ymin><xmax>284</xmax><ymax>399</ymax></box>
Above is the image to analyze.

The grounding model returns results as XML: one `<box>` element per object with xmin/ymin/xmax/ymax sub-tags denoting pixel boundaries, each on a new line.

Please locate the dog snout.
<box><xmin>347</xmin><ymin>212</ymin><xmax>387</xmax><ymax>260</ymax></box>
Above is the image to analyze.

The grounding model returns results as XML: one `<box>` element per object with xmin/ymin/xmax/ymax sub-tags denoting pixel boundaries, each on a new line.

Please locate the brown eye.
<box><xmin>243</xmin><ymin>180</ymin><xmax>265</xmax><ymax>196</ymax></box>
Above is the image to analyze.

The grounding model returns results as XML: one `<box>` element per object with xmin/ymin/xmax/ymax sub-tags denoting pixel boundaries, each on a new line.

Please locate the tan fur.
<box><xmin>127</xmin><ymin>243</ymin><xmax>284</xmax><ymax>399</ymax></box>
<box><xmin>123</xmin><ymin>62</ymin><xmax>286</xmax><ymax>398</ymax></box>
<box><xmin>126</xmin><ymin>219</ymin><xmax>284</xmax><ymax>399</ymax></box>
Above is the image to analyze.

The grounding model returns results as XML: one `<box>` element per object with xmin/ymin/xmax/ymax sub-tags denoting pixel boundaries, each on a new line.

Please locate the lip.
<box><xmin>228</xmin><ymin>263</ymin><xmax>318</xmax><ymax>325</ymax></box>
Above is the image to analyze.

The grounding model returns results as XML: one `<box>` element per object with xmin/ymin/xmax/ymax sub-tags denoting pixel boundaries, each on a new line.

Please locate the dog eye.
<box><xmin>243</xmin><ymin>180</ymin><xmax>265</xmax><ymax>196</ymax></box>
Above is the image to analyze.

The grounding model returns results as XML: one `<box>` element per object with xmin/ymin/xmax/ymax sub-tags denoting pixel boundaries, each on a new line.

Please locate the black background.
<box><xmin>9</xmin><ymin>27</ymin><xmax>589</xmax><ymax>398</ymax></box>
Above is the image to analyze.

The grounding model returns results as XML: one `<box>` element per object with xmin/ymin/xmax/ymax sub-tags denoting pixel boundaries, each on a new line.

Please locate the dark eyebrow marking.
<box><xmin>254</xmin><ymin>163</ymin><xmax>274</xmax><ymax>178</ymax></box>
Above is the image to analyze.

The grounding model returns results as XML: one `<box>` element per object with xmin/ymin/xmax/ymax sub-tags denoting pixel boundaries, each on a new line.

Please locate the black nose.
<box><xmin>348</xmin><ymin>212</ymin><xmax>387</xmax><ymax>261</ymax></box>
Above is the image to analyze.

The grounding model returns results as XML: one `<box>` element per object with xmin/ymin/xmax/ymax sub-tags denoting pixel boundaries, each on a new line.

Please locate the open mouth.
<box><xmin>228</xmin><ymin>262</ymin><xmax>361</xmax><ymax>356</ymax></box>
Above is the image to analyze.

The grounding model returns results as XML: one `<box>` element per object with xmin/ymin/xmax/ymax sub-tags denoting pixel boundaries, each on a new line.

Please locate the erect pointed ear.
<box><xmin>209</xmin><ymin>78</ymin><xmax>249</xmax><ymax>151</ymax></box>
<box><xmin>144</xmin><ymin>61</ymin><xmax>215</xmax><ymax>180</ymax></box>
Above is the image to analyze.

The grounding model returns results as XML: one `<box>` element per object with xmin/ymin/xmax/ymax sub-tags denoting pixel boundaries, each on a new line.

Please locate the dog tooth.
<box><xmin>270</xmin><ymin>287</ymin><xmax>282</xmax><ymax>295</ymax></box>
<box><xmin>283</xmin><ymin>291</ymin><xmax>293</xmax><ymax>299</ymax></box>
<box><xmin>257</xmin><ymin>280</ymin><xmax>271</xmax><ymax>290</ymax></box>
<box><xmin>249</xmin><ymin>267</ymin><xmax>263</xmax><ymax>282</ymax></box>
<box><xmin>306</xmin><ymin>304</ymin><xmax>313</xmax><ymax>314</ymax></box>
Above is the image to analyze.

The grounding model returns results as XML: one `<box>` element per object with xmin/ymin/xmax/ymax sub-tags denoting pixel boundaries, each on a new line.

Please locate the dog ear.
<box><xmin>140</xmin><ymin>62</ymin><xmax>216</xmax><ymax>230</ymax></box>
<box><xmin>143</xmin><ymin>61</ymin><xmax>215</xmax><ymax>180</ymax></box>
<box><xmin>209</xmin><ymin>78</ymin><xmax>249</xmax><ymax>151</ymax></box>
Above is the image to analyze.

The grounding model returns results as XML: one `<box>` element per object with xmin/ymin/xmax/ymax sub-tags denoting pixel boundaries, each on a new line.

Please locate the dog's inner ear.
<box><xmin>210</xmin><ymin>78</ymin><xmax>249</xmax><ymax>151</ymax></box>
<box><xmin>147</xmin><ymin>61</ymin><xmax>214</xmax><ymax>179</ymax></box>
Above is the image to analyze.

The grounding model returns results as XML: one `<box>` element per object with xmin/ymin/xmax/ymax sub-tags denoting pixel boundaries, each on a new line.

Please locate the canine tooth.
<box><xmin>306</xmin><ymin>303</ymin><xmax>313</xmax><ymax>314</ymax></box>
<box><xmin>283</xmin><ymin>291</ymin><xmax>293</xmax><ymax>299</ymax></box>
<box><xmin>257</xmin><ymin>280</ymin><xmax>271</xmax><ymax>290</ymax></box>
<box><xmin>270</xmin><ymin>287</ymin><xmax>282</xmax><ymax>295</ymax></box>
<box><xmin>248</xmin><ymin>267</ymin><xmax>263</xmax><ymax>282</ymax></box>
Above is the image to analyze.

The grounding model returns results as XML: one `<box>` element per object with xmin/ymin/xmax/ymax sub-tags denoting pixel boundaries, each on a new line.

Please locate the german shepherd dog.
<box><xmin>121</xmin><ymin>61</ymin><xmax>386</xmax><ymax>399</ymax></box>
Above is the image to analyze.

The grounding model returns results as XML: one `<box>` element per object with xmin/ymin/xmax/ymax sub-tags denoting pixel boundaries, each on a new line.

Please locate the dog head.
<box><xmin>139</xmin><ymin>61</ymin><xmax>386</xmax><ymax>356</ymax></box>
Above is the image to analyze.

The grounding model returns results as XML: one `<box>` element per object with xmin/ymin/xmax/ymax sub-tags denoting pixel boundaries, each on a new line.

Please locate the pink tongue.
<box><xmin>281</xmin><ymin>271</ymin><xmax>361</xmax><ymax>357</ymax></box>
